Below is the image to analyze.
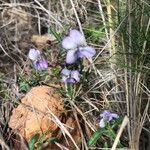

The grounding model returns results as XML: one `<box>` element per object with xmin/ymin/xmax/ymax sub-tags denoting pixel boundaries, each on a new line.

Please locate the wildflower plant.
<box><xmin>99</xmin><ymin>110</ymin><xmax>119</xmax><ymax>128</ymax></box>
<box><xmin>62</xmin><ymin>29</ymin><xmax>96</xmax><ymax>64</ymax></box>
<box><xmin>61</xmin><ymin>68</ymin><xmax>80</xmax><ymax>84</ymax></box>
<box><xmin>19</xmin><ymin>48</ymin><xmax>49</xmax><ymax>92</ymax></box>
<box><xmin>61</xmin><ymin>29</ymin><xmax>96</xmax><ymax>97</ymax></box>
<box><xmin>28</xmin><ymin>48</ymin><xmax>48</xmax><ymax>71</ymax></box>
<box><xmin>88</xmin><ymin>110</ymin><xmax>121</xmax><ymax>147</ymax></box>
<box><xmin>18</xmin><ymin>69</ymin><xmax>49</xmax><ymax>92</ymax></box>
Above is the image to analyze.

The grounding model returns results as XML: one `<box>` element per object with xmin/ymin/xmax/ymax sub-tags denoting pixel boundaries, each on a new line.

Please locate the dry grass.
<box><xmin>0</xmin><ymin>0</ymin><xmax>150</xmax><ymax>149</ymax></box>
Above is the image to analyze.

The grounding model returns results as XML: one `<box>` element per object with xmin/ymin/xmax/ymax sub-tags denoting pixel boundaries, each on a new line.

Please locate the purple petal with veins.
<box><xmin>78</xmin><ymin>46</ymin><xmax>96</xmax><ymax>58</ymax></box>
<box><xmin>66</xmin><ymin>49</ymin><xmax>78</xmax><ymax>64</ymax></box>
<box><xmin>99</xmin><ymin>110</ymin><xmax>119</xmax><ymax>128</ymax></box>
<box><xmin>101</xmin><ymin>111</ymin><xmax>111</xmax><ymax>120</ymax></box>
<box><xmin>34</xmin><ymin>59</ymin><xmax>48</xmax><ymax>70</ymax></box>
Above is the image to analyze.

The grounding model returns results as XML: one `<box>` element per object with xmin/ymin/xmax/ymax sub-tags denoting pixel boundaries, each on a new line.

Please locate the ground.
<box><xmin>0</xmin><ymin>0</ymin><xmax>150</xmax><ymax>150</ymax></box>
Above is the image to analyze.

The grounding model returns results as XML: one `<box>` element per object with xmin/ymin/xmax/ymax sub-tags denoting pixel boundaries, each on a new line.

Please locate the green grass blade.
<box><xmin>88</xmin><ymin>129</ymin><xmax>105</xmax><ymax>146</ymax></box>
<box><xmin>28</xmin><ymin>133</ymin><xmax>40</xmax><ymax>150</ymax></box>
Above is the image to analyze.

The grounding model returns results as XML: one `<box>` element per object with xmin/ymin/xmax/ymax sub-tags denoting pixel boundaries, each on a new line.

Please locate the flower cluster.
<box><xmin>28</xmin><ymin>48</ymin><xmax>48</xmax><ymax>71</ymax></box>
<box><xmin>99</xmin><ymin>110</ymin><xmax>119</xmax><ymax>128</ymax></box>
<box><xmin>62</xmin><ymin>29</ymin><xmax>96</xmax><ymax>64</ymax></box>
<box><xmin>61</xmin><ymin>68</ymin><xmax>80</xmax><ymax>83</ymax></box>
<box><xmin>61</xmin><ymin>29</ymin><xmax>96</xmax><ymax>83</ymax></box>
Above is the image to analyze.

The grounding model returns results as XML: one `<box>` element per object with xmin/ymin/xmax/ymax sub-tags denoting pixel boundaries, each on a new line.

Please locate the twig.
<box><xmin>69</xmin><ymin>0</ymin><xmax>83</xmax><ymax>34</ymax></box>
<box><xmin>111</xmin><ymin>116</ymin><xmax>129</xmax><ymax>150</ymax></box>
<box><xmin>34</xmin><ymin>0</ymin><xmax>63</xmax><ymax>28</ymax></box>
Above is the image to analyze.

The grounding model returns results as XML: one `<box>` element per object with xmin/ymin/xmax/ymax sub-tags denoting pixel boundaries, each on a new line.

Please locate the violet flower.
<box><xmin>62</xmin><ymin>29</ymin><xmax>96</xmax><ymax>64</ymax></box>
<box><xmin>33</xmin><ymin>59</ymin><xmax>48</xmax><ymax>71</ymax></box>
<box><xmin>61</xmin><ymin>68</ymin><xmax>80</xmax><ymax>83</ymax></box>
<box><xmin>28</xmin><ymin>48</ymin><xmax>48</xmax><ymax>70</ymax></box>
<box><xmin>28</xmin><ymin>48</ymin><xmax>41</xmax><ymax>61</ymax></box>
<box><xmin>99</xmin><ymin>110</ymin><xmax>119</xmax><ymax>128</ymax></box>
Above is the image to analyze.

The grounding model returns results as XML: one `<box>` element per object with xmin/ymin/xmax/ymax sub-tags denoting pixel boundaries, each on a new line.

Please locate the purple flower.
<box><xmin>66</xmin><ymin>46</ymin><xmax>96</xmax><ymax>64</ymax></box>
<box><xmin>99</xmin><ymin>110</ymin><xmax>119</xmax><ymax>128</ymax></box>
<box><xmin>33</xmin><ymin>59</ymin><xmax>48</xmax><ymax>71</ymax></box>
<box><xmin>61</xmin><ymin>68</ymin><xmax>80</xmax><ymax>83</ymax></box>
<box><xmin>28</xmin><ymin>48</ymin><xmax>41</xmax><ymax>61</ymax></box>
<box><xmin>62</xmin><ymin>29</ymin><xmax>96</xmax><ymax>64</ymax></box>
<box><xmin>28</xmin><ymin>48</ymin><xmax>48</xmax><ymax>71</ymax></box>
<box><xmin>62</xmin><ymin>29</ymin><xmax>86</xmax><ymax>50</ymax></box>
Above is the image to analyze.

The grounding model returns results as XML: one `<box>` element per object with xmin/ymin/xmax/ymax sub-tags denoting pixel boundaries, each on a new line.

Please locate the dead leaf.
<box><xmin>31</xmin><ymin>34</ymin><xmax>56</xmax><ymax>49</ymax></box>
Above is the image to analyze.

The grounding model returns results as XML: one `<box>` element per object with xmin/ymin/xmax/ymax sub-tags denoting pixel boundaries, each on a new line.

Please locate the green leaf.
<box><xmin>37</xmin><ymin>137</ymin><xmax>59</xmax><ymax>150</ymax></box>
<box><xmin>88</xmin><ymin>129</ymin><xmax>104</xmax><ymax>146</ymax></box>
<box><xmin>104</xmin><ymin>142</ymin><xmax>109</xmax><ymax>149</ymax></box>
<box><xmin>20</xmin><ymin>82</ymin><xmax>30</xmax><ymax>92</ymax></box>
<box><xmin>67</xmin><ymin>84</ymin><xmax>74</xmax><ymax>98</ymax></box>
<box><xmin>111</xmin><ymin>118</ymin><xmax>123</xmax><ymax>129</ymax></box>
<box><xmin>48</xmin><ymin>27</ymin><xmax>61</xmax><ymax>42</ymax></box>
<box><xmin>46</xmin><ymin>137</ymin><xmax>59</xmax><ymax>143</ymax></box>
<box><xmin>52</xmin><ymin>68</ymin><xmax>61</xmax><ymax>76</ymax></box>
<box><xmin>28</xmin><ymin>133</ymin><xmax>40</xmax><ymax>150</ymax></box>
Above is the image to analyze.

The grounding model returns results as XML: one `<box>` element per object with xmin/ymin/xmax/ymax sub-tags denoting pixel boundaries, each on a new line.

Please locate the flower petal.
<box><xmin>66</xmin><ymin>78</ymin><xmax>76</xmax><ymax>83</ymax></box>
<box><xmin>100</xmin><ymin>110</ymin><xmax>112</xmax><ymax>121</ymax></box>
<box><xmin>78</xmin><ymin>46</ymin><xmax>96</xmax><ymax>58</ymax></box>
<box><xmin>28</xmin><ymin>48</ymin><xmax>41</xmax><ymax>61</ymax></box>
<box><xmin>34</xmin><ymin>60</ymin><xmax>48</xmax><ymax>70</ymax></box>
<box><xmin>108</xmin><ymin>116</ymin><xmax>113</xmax><ymax>121</ymax></box>
<box><xmin>66</xmin><ymin>49</ymin><xmax>78</xmax><ymax>64</ymax></box>
<box><xmin>62</xmin><ymin>36</ymin><xmax>77</xmax><ymax>50</ymax></box>
<box><xmin>42</xmin><ymin>60</ymin><xmax>48</xmax><ymax>68</ymax></box>
<box><xmin>99</xmin><ymin>119</ymin><xmax>105</xmax><ymax>128</ymax></box>
<box><xmin>71</xmin><ymin>70</ymin><xmax>80</xmax><ymax>83</ymax></box>
<box><xmin>111</xmin><ymin>113</ymin><xmax>119</xmax><ymax>119</ymax></box>
<box><xmin>100</xmin><ymin>110</ymin><xmax>109</xmax><ymax>117</ymax></box>
<box><xmin>61</xmin><ymin>68</ymin><xmax>71</xmax><ymax>76</ymax></box>
<box><xmin>69</xmin><ymin>29</ymin><xmax>86</xmax><ymax>46</ymax></box>
<box><xmin>34</xmin><ymin>61</ymin><xmax>41</xmax><ymax>70</ymax></box>
<box><xmin>62</xmin><ymin>76</ymin><xmax>68</xmax><ymax>83</ymax></box>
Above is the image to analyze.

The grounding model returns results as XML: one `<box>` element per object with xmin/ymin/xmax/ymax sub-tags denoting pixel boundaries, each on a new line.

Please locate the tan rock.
<box><xmin>8</xmin><ymin>86</ymin><xmax>64</xmax><ymax>140</ymax></box>
<box><xmin>9</xmin><ymin>86</ymin><xmax>81</xmax><ymax>149</ymax></box>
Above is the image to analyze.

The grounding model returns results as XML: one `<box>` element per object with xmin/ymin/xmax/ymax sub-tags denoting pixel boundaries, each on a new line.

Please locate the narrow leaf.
<box><xmin>88</xmin><ymin>129</ymin><xmax>104</xmax><ymax>146</ymax></box>
<box><xmin>28</xmin><ymin>133</ymin><xmax>40</xmax><ymax>150</ymax></box>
